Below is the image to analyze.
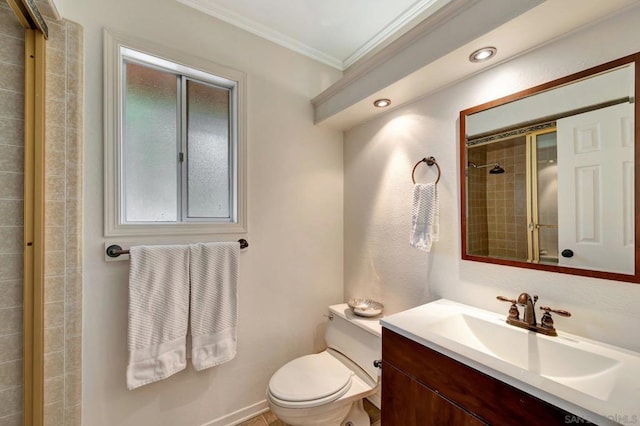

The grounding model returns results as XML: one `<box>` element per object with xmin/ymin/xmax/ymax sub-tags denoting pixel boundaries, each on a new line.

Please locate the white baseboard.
<box><xmin>200</xmin><ymin>400</ymin><xmax>269</xmax><ymax>426</ymax></box>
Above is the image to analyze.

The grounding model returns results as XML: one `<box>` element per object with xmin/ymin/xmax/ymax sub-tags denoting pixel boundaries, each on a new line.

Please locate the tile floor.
<box><xmin>239</xmin><ymin>400</ymin><xmax>381</xmax><ymax>426</ymax></box>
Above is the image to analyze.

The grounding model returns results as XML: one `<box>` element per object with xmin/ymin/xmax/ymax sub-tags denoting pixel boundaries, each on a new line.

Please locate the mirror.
<box><xmin>460</xmin><ymin>52</ymin><xmax>639</xmax><ymax>283</ymax></box>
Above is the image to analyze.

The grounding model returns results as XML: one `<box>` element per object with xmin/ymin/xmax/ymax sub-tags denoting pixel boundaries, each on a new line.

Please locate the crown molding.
<box><xmin>176</xmin><ymin>0</ymin><xmax>344</xmax><ymax>69</ymax></box>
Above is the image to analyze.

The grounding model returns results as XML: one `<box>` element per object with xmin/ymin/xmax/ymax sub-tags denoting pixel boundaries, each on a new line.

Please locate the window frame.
<box><xmin>104</xmin><ymin>29</ymin><xmax>247</xmax><ymax>237</ymax></box>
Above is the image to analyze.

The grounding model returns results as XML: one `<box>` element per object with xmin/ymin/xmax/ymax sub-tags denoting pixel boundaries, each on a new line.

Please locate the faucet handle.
<box><xmin>497</xmin><ymin>296</ymin><xmax>519</xmax><ymax>320</ymax></box>
<box><xmin>539</xmin><ymin>306</ymin><xmax>572</xmax><ymax>317</ymax></box>
<box><xmin>496</xmin><ymin>295</ymin><xmax>516</xmax><ymax>304</ymax></box>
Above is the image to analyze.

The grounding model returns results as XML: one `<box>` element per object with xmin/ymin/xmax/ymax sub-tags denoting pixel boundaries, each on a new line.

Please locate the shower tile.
<box><xmin>45</xmin><ymin>226</ymin><xmax>65</xmax><ymax>251</ymax></box>
<box><xmin>0</xmin><ymin>63</ymin><xmax>22</xmax><ymax>94</ymax></box>
<box><xmin>66</xmin><ymin>93</ymin><xmax>81</xmax><ymax>131</ymax></box>
<box><xmin>46</xmin><ymin>98</ymin><xmax>65</xmax><ymax>129</ymax></box>
<box><xmin>45</xmin><ymin>124</ymin><xmax>65</xmax><ymax>152</ymax></box>
<box><xmin>44</xmin><ymin>375</ymin><xmax>64</xmax><ymax>404</ymax></box>
<box><xmin>45</xmin><ymin>176</ymin><xmax>66</xmax><ymax>201</ymax></box>
<box><xmin>0</xmin><ymin>37</ymin><xmax>22</xmax><ymax>67</ymax></box>
<box><xmin>0</xmin><ymin>172</ymin><xmax>22</xmax><ymax>200</ymax></box>
<box><xmin>44</xmin><ymin>350</ymin><xmax>64</xmax><ymax>379</ymax></box>
<box><xmin>0</xmin><ymin>386</ymin><xmax>21</xmax><ymax>418</ymax></box>
<box><xmin>44</xmin><ymin>326</ymin><xmax>64</xmax><ymax>353</ymax></box>
<box><xmin>46</xmin><ymin>149</ymin><xmax>66</xmax><ymax>178</ymax></box>
<box><xmin>46</xmin><ymin>21</ymin><xmax>66</xmax><ymax>53</ymax></box>
<box><xmin>44</xmin><ymin>252</ymin><xmax>65</xmax><ymax>277</ymax></box>
<box><xmin>0</xmin><ymin>307</ymin><xmax>21</xmax><ymax>336</ymax></box>
<box><xmin>0</xmin><ymin>89</ymin><xmax>23</xmax><ymax>120</ymax></box>
<box><xmin>0</xmin><ymin>334</ymin><xmax>21</xmax><ymax>364</ymax></box>
<box><xmin>43</xmin><ymin>401</ymin><xmax>63</xmax><ymax>426</ymax></box>
<box><xmin>0</xmin><ymin>254</ymin><xmax>22</xmax><ymax>281</ymax></box>
<box><xmin>45</xmin><ymin>275</ymin><xmax>64</xmax><ymax>303</ymax></box>
<box><xmin>46</xmin><ymin>73</ymin><xmax>65</xmax><ymax>102</ymax></box>
<box><xmin>63</xmin><ymin>403</ymin><xmax>80</xmax><ymax>426</ymax></box>
<box><xmin>0</xmin><ymin>280</ymin><xmax>21</xmax><ymax>309</ymax></box>
<box><xmin>0</xmin><ymin>118</ymin><xmax>23</xmax><ymax>146</ymax></box>
<box><xmin>65</xmin><ymin>304</ymin><xmax>81</xmax><ymax>338</ymax></box>
<box><xmin>45</xmin><ymin>200</ymin><xmax>65</xmax><ymax>227</ymax></box>
<box><xmin>44</xmin><ymin>301</ymin><xmax>64</xmax><ymax>328</ymax></box>
<box><xmin>0</xmin><ymin>413</ymin><xmax>22</xmax><ymax>426</ymax></box>
<box><xmin>47</xmin><ymin>48</ymin><xmax>65</xmax><ymax>77</ymax></box>
<box><xmin>0</xmin><ymin>227</ymin><xmax>22</xmax><ymax>255</ymax></box>
<box><xmin>65</xmin><ymin>270</ymin><xmax>82</xmax><ymax>306</ymax></box>
<box><xmin>64</xmin><ymin>336</ymin><xmax>81</xmax><ymax>371</ymax></box>
<box><xmin>0</xmin><ymin>360</ymin><xmax>21</xmax><ymax>391</ymax></box>
<box><xmin>0</xmin><ymin>7</ymin><xmax>24</xmax><ymax>40</ymax></box>
<box><xmin>0</xmin><ymin>144</ymin><xmax>23</xmax><ymax>173</ymax></box>
<box><xmin>64</xmin><ymin>371</ymin><xmax>81</xmax><ymax>405</ymax></box>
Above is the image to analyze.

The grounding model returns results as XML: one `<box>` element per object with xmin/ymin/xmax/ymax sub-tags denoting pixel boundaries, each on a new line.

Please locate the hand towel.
<box><xmin>189</xmin><ymin>242</ymin><xmax>240</xmax><ymax>371</ymax></box>
<box><xmin>409</xmin><ymin>182</ymin><xmax>439</xmax><ymax>252</ymax></box>
<box><xmin>126</xmin><ymin>245</ymin><xmax>190</xmax><ymax>390</ymax></box>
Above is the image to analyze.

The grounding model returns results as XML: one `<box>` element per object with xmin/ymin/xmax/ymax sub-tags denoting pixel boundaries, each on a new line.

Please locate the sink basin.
<box><xmin>428</xmin><ymin>312</ymin><xmax>621</xmax><ymax>400</ymax></box>
<box><xmin>381</xmin><ymin>299</ymin><xmax>640</xmax><ymax>425</ymax></box>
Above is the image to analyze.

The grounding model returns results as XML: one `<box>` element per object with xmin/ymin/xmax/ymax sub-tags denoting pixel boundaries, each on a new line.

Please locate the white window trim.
<box><xmin>103</xmin><ymin>29</ymin><xmax>247</xmax><ymax>237</ymax></box>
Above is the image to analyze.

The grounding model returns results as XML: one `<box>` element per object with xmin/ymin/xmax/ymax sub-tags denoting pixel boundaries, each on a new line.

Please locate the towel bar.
<box><xmin>411</xmin><ymin>156</ymin><xmax>441</xmax><ymax>184</ymax></box>
<box><xmin>106</xmin><ymin>239</ymin><xmax>249</xmax><ymax>258</ymax></box>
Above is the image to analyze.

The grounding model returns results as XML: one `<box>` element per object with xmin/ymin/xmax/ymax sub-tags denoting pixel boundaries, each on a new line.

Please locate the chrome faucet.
<box><xmin>517</xmin><ymin>293</ymin><xmax>538</xmax><ymax>326</ymax></box>
<box><xmin>496</xmin><ymin>293</ymin><xmax>571</xmax><ymax>336</ymax></box>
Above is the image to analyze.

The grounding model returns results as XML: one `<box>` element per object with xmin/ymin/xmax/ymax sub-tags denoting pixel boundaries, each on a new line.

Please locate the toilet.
<box><xmin>266</xmin><ymin>304</ymin><xmax>382</xmax><ymax>426</ymax></box>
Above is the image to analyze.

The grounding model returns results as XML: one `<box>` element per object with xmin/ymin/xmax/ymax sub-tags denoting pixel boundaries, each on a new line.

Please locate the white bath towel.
<box><xmin>189</xmin><ymin>242</ymin><xmax>239</xmax><ymax>371</ymax></box>
<box><xmin>410</xmin><ymin>182</ymin><xmax>439</xmax><ymax>252</ymax></box>
<box><xmin>127</xmin><ymin>245</ymin><xmax>190</xmax><ymax>390</ymax></box>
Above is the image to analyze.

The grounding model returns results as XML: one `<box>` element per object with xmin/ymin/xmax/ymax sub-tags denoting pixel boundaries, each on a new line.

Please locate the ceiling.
<box><xmin>176</xmin><ymin>0</ymin><xmax>640</xmax><ymax>130</ymax></box>
<box><xmin>176</xmin><ymin>0</ymin><xmax>453</xmax><ymax>70</ymax></box>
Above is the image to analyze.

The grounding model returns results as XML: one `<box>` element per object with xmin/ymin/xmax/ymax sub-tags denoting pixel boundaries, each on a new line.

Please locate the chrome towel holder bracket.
<box><xmin>411</xmin><ymin>156</ymin><xmax>441</xmax><ymax>184</ymax></box>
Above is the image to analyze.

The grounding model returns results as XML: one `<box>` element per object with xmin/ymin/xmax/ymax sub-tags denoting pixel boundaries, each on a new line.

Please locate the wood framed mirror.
<box><xmin>460</xmin><ymin>52</ymin><xmax>640</xmax><ymax>283</ymax></box>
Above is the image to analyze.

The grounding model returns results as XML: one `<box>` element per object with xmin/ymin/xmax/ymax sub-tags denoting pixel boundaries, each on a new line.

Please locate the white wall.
<box><xmin>62</xmin><ymin>0</ymin><xmax>344</xmax><ymax>425</ymax></box>
<box><xmin>345</xmin><ymin>5</ymin><xmax>640</xmax><ymax>352</ymax></box>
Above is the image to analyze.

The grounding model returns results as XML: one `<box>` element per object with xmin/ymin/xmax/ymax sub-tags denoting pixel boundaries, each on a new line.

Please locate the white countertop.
<box><xmin>381</xmin><ymin>299</ymin><xmax>640</xmax><ymax>426</ymax></box>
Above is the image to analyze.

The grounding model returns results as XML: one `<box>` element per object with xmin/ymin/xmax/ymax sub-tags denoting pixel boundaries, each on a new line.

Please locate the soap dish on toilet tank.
<box><xmin>348</xmin><ymin>299</ymin><xmax>384</xmax><ymax>317</ymax></box>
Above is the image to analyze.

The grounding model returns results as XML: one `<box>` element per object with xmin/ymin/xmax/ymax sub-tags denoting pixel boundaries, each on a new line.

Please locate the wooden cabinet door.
<box><xmin>382</xmin><ymin>362</ymin><xmax>486</xmax><ymax>426</ymax></box>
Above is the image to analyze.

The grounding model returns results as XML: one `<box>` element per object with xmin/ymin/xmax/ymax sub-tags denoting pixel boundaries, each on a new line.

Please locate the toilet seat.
<box><xmin>268</xmin><ymin>351</ymin><xmax>354</xmax><ymax>409</ymax></box>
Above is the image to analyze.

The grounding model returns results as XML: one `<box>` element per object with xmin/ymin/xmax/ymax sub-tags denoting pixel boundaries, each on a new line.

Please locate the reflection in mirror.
<box><xmin>461</xmin><ymin>53</ymin><xmax>639</xmax><ymax>282</ymax></box>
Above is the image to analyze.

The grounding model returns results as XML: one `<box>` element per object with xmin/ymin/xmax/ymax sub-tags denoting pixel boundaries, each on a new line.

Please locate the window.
<box><xmin>104</xmin><ymin>30</ymin><xmax>246</xmax><ymax>236</ymax></box>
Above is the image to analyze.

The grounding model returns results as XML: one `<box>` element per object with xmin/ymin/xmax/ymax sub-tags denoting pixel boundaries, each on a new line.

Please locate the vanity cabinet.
<box><xmin>381</xmin><ymin>328</ymin><xmax>592</xmax><ymax>425</ymax></box>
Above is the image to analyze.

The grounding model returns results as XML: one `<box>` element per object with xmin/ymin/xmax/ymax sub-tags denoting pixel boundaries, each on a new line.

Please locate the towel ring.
<box><xmin>411</xmin><ymin>156</ymin><xmax>441</xmax><ymax>184</ymax></box>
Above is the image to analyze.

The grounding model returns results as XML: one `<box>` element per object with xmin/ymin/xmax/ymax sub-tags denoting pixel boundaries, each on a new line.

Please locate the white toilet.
<box><xmin>266</xmin><ymin>304</ymin><xmax>382</xmax><ymax>426</ymax></box>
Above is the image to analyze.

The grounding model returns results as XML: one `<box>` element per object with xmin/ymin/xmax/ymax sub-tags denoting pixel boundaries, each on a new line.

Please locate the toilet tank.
<box><xmin>325</xmin><ymin>304</ymin><xmax>382</xmax><ymax>382</ymax></box>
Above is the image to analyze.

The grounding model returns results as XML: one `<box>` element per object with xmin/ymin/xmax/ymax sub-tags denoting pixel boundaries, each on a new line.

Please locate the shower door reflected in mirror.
<box><xmin>461</xmin><ymin>52</ymin><xmax>639</xmax><ymax>283</ymax></box>
<box><xmin>466</xmin><ymin>128</ymin><xmax>558</xmax><ymax>265</ymax></box>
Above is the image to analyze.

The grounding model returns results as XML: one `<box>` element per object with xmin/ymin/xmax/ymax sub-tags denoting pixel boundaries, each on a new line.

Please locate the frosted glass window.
<box><xmin>186</xmin><ymin>80</ymin><xmax>231</xmax><ymax>218</ymax></box>
<box><xmin>124</xmin><ymin>62</ymin><xmax>178</xmax><ymax>222</ymax></box>
<box><xmin>104</xmin><ymin>30</ymin><xmax>245</xmax><ymax>236</ymax></box>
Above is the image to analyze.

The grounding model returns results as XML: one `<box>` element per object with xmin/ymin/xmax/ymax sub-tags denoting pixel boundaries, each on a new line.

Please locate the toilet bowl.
<box><xmin>266</xmin><ymin>304</ymin><xmax>381</xmax><ymax>426</ymax></box>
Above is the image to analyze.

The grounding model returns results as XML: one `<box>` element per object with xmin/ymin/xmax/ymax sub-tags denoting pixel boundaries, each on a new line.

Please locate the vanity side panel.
<box><xmin>382</xmin><ymin>328</ymin><xmax>593</xmax><ymax>425</ymax></box>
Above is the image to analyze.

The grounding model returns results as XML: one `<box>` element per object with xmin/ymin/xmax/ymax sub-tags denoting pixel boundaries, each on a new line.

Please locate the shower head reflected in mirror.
<box><xmin>467</xmin><ymin>162</ymin><xmax>505</xmax><ymax>174</ymax></box>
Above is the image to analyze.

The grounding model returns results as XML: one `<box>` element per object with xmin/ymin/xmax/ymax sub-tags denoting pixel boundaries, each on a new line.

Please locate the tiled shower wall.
<box><xmin>485</xmin><ymin>138</ymin><xmax>528</xmax><ymax>260</ymax></box>
<box><xmin>0</xmin><ymin>3</ymin><xmax>26</xmax><ymax>424</ymax></box>
<box><xmin>467</xmin><ymin>138</ymin><xmax>529</xmax><ymax>261</ymax></box>
<box><xmin>0</xmin><ymin>2</ymin><xmax>83</xmax><ymax>424</ymax></box>
<box><xmin>39</xmin><ymin>1</ymin><xmax>84</xmax><ymax>424</ymax></box>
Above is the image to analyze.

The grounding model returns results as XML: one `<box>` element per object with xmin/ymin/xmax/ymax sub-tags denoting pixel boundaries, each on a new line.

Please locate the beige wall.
<box><xmin>344</xmin><ymin>5</ymin><xmax>640</xmax><ymax>351</ymax></box>
<box><xmin>59</xmin><ymin>0</ymin><xmax>345</xmax><ymax>425</ymax></box>
<box><xmin>0</xmin><ymin>4</ymin><xmax>25</xmax><ymax>425</ymax></box>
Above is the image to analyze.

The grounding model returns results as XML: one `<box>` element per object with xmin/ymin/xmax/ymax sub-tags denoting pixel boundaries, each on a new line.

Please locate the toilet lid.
<box><xmin>268</xmin><ymin>352</ymin><xmax>354</xmax><ymax>403</ymax></box>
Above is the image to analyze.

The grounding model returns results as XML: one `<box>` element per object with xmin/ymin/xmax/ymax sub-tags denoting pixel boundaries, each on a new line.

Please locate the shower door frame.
<box><xmin>6</xmin><ymin>1</ymin><xmax>48</xmax><ymax>424</ymax></box>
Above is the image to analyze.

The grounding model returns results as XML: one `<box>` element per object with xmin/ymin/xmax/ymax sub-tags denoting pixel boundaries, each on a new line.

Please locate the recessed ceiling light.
<box><xmin>469</xmin><ymin>47</ymin><xmax>497</xmax><ymax>63</ymax></box>
<box><xmin>373</xmin><ymin>98</ymin><xmax>391</xmax><ymax>108</ymax></box>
